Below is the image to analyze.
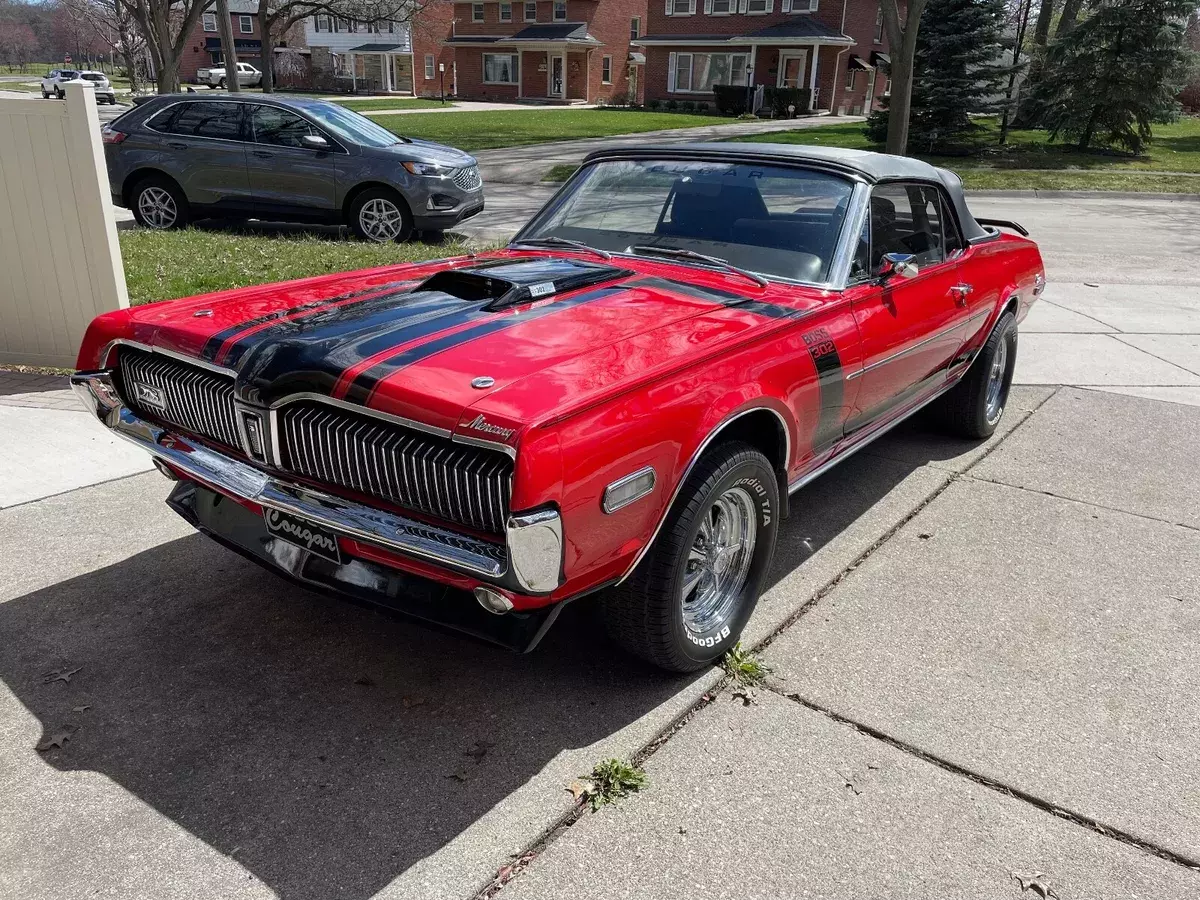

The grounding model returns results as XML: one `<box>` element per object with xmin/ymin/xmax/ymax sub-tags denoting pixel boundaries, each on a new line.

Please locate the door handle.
<box><xmin>252</xmin><ymin>150</ymin><xmax>272</xmax><ymax>158</ymax></box>
<box><xmin>950</xmin><ymin>283</ymin><xmax>972</xmax><ymax>307</ymax></box>
<box><xmin>167</xmin><ymin>142</ymin><xmax>187</xmax><ymax>150</ymax></box>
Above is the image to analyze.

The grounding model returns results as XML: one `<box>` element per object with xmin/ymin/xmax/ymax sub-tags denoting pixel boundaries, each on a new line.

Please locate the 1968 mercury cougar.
<box><xmin>72</xmin><ymin>144</ymin><xmax>1044</xmax><ymax>672</ymax></box>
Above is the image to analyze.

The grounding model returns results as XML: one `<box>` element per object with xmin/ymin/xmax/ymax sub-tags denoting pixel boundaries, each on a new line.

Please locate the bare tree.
<box><xmin>61</xmin><ymin>0</ymin><xmax>147</xmax><ymax>89</ymax></box>
<box><xmin>880</xmin><ymin>0</ymin><xmax>932</xmax><ymax>155</ymax></box>
<box><xmin>111</xmin><ymin>0</ymin><xmax>210</xmax><ymax>92</ymax></box>
<box><xmin>1032</xmin><ymin>0</ymin><xmax>1058</xmax><ymax>45</ymax></box>
<box><xmin>215</xmin><ymin>0</ymin><xmax>240</xmax><ymax>90</ymax></box>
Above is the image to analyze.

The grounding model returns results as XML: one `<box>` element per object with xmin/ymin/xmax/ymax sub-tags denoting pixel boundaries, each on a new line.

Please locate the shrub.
<box><xmin>764</xmin><ymin>86</ymin><xmax>811</xmax><ymax>119</ymax></box>
<box><xmin>712</xmin><ymin>84</ymin><xmax>747</xmax><ymax>116</ymax></box>
<box><xmin>645</xmin><ymin>97</ymin><xmax>661</xmax><ymax>111</ymax></box>
<box><xmin>665</xmin><ymin>98</ymin><xmax>678</xmax><ymax>111</ymax></box>
<box><xmin>679</xmin><ymin>100</ymin><xmax>695</xmax><ymax>113</ymax></box>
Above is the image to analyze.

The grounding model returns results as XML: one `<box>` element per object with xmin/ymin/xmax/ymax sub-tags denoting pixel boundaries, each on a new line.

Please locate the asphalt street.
<box><xmin>4</xmin><ymin>173</ymin><xmax>1200</xmax><ymax>895</ymax></box>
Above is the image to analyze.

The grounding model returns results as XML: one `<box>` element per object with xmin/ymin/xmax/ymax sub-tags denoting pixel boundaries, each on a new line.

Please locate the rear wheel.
<box><xmin>602</xmin><ymin>442</ymin><xmax>779</xmax><ymax>673</ymax></box>
<box><xmin>218</xmin><ymin>77</ymin><xmax>227</xmax><ymax>89</ymax></box>
<box><xmin>42</xmin><ymin>89</ymin><xmax>50</xmax><ymax>99</ymax></box>
<box><xmin>348</xmin><ymin>187</ymin><xmax>413</xmax><ymax>243</ymax></box>
<box><xmin>55</xmin><ymin>88</ymin><xmax>64</xmax><ymax>99</ymax></box>
<box><xmin>131</xmin><ymin>175</ymin><xmax>190</xmax><ymax>231</ymax></box>
<box><xmin>934</xmin><ymin>310</ymin><xmax>1017</xmax><ymax>438</ymax></box>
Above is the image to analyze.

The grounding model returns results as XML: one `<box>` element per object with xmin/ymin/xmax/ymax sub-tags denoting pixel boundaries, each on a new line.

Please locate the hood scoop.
<box><xmin>416</xmin><ymin>258</ymin><xmax>630</xmax><ymax>312</ymax></box>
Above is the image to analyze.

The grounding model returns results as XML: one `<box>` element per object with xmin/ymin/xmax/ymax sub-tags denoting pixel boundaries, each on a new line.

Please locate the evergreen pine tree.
<box><xmin>1041</xmin><ymin>0</ymin><xmax>1197</xmax><ymax>152</ymax></box>
<box><xmin>866</xmin><ymin>0</ymin><xmax>1013</xmax><ymax>153</ymax></box>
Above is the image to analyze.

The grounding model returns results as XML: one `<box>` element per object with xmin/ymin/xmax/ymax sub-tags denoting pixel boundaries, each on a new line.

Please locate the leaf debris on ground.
<box><xmin>42</xmin><ymin>666</ymin><xmax>81</xmax><ymax>685</ymax></box>
<box><xmin>36</xmin><ymin>727</ymin><xmax>76</xmax><ymax>752</ymax></box>
<box><xmin>1011</xmin><ymin>872</ymin><xmax>1060</xmax><ymax>899</ymax></box>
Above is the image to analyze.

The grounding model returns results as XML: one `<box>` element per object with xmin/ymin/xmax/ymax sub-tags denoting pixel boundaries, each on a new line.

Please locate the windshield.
<box><xmin>303</xmin><ymin>102</ymin><xmax>400</xmax><ymax>149</ymax></box>
<box><xmin>518</xmin><ymin>158</ymin><xmax>855</xmax><ymax>284</ymax></box>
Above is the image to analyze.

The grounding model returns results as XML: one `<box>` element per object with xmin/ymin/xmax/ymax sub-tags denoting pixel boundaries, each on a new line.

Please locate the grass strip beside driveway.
<box><xmin>376</xmin><ymin>109</ymin><xmax>720</xmax><ymax>152</ymax></box>
<box><xmin>334</xmin><ymin>97</ymin><xmax>453</xmax><ymax>112</ymax></box>
<box><xmin>120</xmin><ymin>228</ymin><xmax>467</xmax><ymax>306</ymax></box>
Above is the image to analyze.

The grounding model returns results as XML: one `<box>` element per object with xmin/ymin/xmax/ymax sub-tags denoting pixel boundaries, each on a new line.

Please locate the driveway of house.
<box><xmin>5</xmin><ymin>184</ymin><xmax>1200</xmax><ymax>898</ymax></box>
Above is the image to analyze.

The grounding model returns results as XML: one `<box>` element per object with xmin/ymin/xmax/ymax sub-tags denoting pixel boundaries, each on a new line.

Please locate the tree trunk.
<box><xmin>216</xmin><ymin>0</ymin><xmax>240</xmax><ymax>92</ymax></box>
<box><xmin>1033</xmin><ymin>0</ymin><xmax>1057</xmax><ymax>46</ymax></box>
<box><xmin>883</xmin><ymin>0</ymin><xmax>926</xmax><ymax>155</ymax></box>
<box><xmin>1056</xmin><ymin>0</ymin><xmax>1083</xmax><ymax>35</ymax></box>
<box><xmin>259</xmin><ymin>13</ymin><xmax>275</xmax><ymax>93</ymax></box>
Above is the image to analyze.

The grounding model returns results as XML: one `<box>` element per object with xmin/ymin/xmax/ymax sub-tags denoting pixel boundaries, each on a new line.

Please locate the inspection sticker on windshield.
<box><xmin>529</xmin><ymin>281</ymin><xmax>556</xmax><ymax>298</ymax></box>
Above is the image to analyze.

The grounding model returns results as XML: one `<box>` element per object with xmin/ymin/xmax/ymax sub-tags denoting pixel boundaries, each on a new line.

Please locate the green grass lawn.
<box><xmin>377</xmin><ymin>109</ymin><xmax>720</xmax><ymax>152</ymax></box>
<box><xmin>728</xmin><ymin>117</ymin><xmax>1200</xmax><ymax>192</ymax></box>
<box><xmin>120</xmin><ymin>228</ymin><xmax>467</xmax><ymax>306</ymax></box>
<box><xmin>336</xmin><ymin>97</ymin><xmax>454</xmax><ymax>112</ymax></box>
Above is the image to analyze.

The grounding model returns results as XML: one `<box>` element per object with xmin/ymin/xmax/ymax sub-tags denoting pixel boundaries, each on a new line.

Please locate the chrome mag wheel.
<box><xmin>985</xmin><ymin>333</ymin><xmax>1009</xmax><ymax>424</ymax></box>
<box><xmin>138</xmin><ymin>186</ymin><xmax>177</xmax><ymax>229</ymax></box>
<box><xmin>682</xmin><ymin>486</ymin><xmax>758</xmax><ymax>635</ymax></box>
<box><xmin>358</xmin><ymin>197</ymin><xmax>405</xmax><ymax>242</ymax></box>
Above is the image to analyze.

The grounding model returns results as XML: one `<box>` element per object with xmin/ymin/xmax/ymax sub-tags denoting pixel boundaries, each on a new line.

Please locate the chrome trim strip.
<box><xmin>452</xmin><ymin>431</ymin><xmax>518</xmax><ymax>460</ymax></box>
<box><xmin>616</xmin><ymin>404</ymin><xmax>791</xmax><ymax>585</ymax></box>
<box><xmin>101</xmin><ymin>339</ymin><xmax>236</xmax><ymax>376</ymax></box>
<box><xmin>268</xmin><ymin>392</ymin><xmax>453</xmax><ymax>439</ymax></box>
<box><xmin>857</xmin><ymin>319</ymin><xmax>966</xmax><ymax>377</ymax></box>
<box><xmin>602</xmin><ymin>465</ymin><xmax>657</xmax><ymax>514</ymax></box>
<box><xmin>827</xmin><ymin>182</ymin><xmax>871</xmax><ymax>290</ymax></box>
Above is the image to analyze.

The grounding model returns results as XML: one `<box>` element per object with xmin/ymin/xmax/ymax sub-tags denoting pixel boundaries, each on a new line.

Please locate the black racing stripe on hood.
<box><xmin>200</xmin><ymin>279</ymin><xmax>416</xmax><ymax>363</ymax></box>
<box><xmin>630</xmin><ymin>277</ymin><xmax>751</xmax><ymax>305</ymax></box>
<box><xmin>345</xmin><ymin>285</ymin><xmax>630</xmax><ymax>406</ymax></box>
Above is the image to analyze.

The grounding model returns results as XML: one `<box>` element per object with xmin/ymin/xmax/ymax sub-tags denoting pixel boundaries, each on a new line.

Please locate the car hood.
<box><xmin>371</xmin><ymin>137</ymin><xmax>477</xmax><ymax>168</ymax></box>
<box><xmin>114</xmin><ymin>253</ymin><xmax>809</xmax><ymax>446</ymax></box>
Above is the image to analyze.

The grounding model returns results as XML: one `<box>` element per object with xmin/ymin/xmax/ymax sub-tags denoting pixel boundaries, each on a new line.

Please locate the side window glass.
<box><xmin>146</xmin><ymin>106</ymin><xmax>179</xmax><ymax>132</ymax></box>
<box><xmin>869</xmin><ymin>183</ymin><xmax>947</xmax><ymax>273</ymax></box>
<box><xmin>250</xmin><ymin>105</ymin><xmax>318</xmax><ymax>148</ymax></box>
<box><xmin>942</xmin><ymin>191</ymin><xmax>965</xmax><ymax>258</ymax></box>
<box><xmin>165</xmin><ymin>102</ymin><xmax>243</xmax><ymax>140</ymax></box>
<box><xmin>908</xmin><ymin>185</ymin><xmax>944</xmax><ymax>268</ymax></box>
<box><xmin>849</xmin><ymin>216</ymin><xmax>871</xmax><ymax>283</ymax></box>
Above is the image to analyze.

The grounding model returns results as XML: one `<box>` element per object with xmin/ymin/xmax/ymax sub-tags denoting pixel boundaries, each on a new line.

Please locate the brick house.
<box><xmin>178</xmin><ymin>0</ymin><xmax>308</xmax><ymax>86</ymax></box>
<box><xmin>445</xmin><ymin>0</ymin><xmax>647</xmax><ymax>103</ymax></box>
<box><xmin>305</xmin><ymin>2</ymin><xmax>455</xmax><ymax>97</ymax></box>
<box><xmin>633</xmin><ymin>0</ymin><xmax>891</xmax><ymax>115</ymax></box>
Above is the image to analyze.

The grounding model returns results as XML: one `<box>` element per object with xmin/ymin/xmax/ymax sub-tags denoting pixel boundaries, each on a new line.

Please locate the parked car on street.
<box><xmin>72</xmin><ymin>144</ymin><xmax>1044</xmax><ymax>672</ymax></box>
<box><xmin>41</xmin><ymin>68</ymin><xmax>117</xmax><ymax>103</ymax></box>
<box><xmin>101</xmin><ymin>94</ymin><xmax>483</xmax><ymax>241</ymax></box>
<box><xmin>195</xmin><ymin>61</ymin><xmax>263</xmax><ymax>89</ymax></box>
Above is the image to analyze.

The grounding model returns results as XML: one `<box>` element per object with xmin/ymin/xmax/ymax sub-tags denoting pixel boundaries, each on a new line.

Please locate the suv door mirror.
<box><xmin>877</xmin><ymin>252</ymin><xmax>918</xmax><ymax>281</ymax></box>
<box><xmin>300</xmin><ymin>134</ymin><xmax>330</xmax><ymax>150</ymax></box>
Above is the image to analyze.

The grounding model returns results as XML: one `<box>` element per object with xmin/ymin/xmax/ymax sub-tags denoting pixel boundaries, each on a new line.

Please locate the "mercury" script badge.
<box><xmin>466</xmin><ymin>414</ymin><xmax>516</xmax><ymax>440</ymax></box>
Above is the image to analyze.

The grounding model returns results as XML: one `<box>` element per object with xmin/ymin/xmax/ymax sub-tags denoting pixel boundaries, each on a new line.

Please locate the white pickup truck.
<box><xmin>195</xmin><ymin>61</ymin><xmax>263</xmax><ymax>89</ymax></box>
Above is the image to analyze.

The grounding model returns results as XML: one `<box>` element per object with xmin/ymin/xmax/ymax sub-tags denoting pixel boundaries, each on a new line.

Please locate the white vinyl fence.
<box><xmin>0</xmin><ymin>83</ymin><xmax>128</xmax><ymax>368</ymax></box>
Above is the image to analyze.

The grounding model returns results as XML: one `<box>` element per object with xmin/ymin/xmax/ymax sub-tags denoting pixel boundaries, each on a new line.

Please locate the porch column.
<box><xmin>350</xmin><ymin>52</ymin><xmax>356</xmax><ymax>92</ymax></box>
<box><xmin>808</xmin><ymin>44</ymin><xmax>819</xmax><ymax>110</ymax></box>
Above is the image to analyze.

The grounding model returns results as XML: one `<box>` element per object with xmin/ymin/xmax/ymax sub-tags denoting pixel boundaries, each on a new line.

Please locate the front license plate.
<box><xmin>263</xmin><ymin>507</ymin><xmax>343</xmax><ymax>564</ymax></box>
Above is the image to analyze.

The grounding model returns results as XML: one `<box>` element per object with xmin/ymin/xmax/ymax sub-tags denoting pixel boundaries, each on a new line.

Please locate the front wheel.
<box><xmin>217</xmin><ymin>77</ymin><xmax>227</xmax><ymax>89</ymax></box>
<box><xmin>55</xmin><ymin>88</ymin><xmax>64</xmax><ymax>99</ymax></box>
<box><xmin>42</xmin><ymin>90</ymin><xmax>49</xmax><ymax>99</ymax></box>
<box><xmin>934</xmin><ymin>311</ymin><xmax>1017</xmax><ymax>438</ymax></box>
<box><xmin>348</xmin><ymin>188</ymin><xmax>413</xmax><ymax>243</ymax></box>
<box><xmin>602</xmin><ymin>442</ymin><xmax>780</xmax><ymax>673</ymax></box>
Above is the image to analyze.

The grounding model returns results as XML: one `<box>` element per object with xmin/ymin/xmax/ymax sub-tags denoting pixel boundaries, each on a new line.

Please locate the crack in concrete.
<box><xmin>1107</xmin><ymin>334</ymin><xmax>1200</xmax><ymax>379</ymax></box>
<box><xmin>773</xmin><ymin>689</ymin><xmax>1200</xmax><ymax>873</ymax></box>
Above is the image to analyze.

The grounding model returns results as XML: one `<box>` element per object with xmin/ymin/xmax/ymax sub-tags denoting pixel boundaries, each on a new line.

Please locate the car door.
<box><xmin>244</xmin><ymin>104</ymin><xmax>338</xmax><ymax>216</ymax></box>
<box><xmin>153</xmin><ymin>100</ymin><xmax>252</xmax><ymax>209</ymax></box>
<box><xmin>845</xmin><ymin>181</ymin><xmax>970</xmax><ymax>432</ymax></box>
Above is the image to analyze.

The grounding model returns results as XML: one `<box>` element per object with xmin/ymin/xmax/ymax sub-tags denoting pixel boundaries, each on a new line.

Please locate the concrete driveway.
<box><xmin>4</xmin><ymin>191</ymin><xmax>1200</xmax><ymax>899</ymax></box>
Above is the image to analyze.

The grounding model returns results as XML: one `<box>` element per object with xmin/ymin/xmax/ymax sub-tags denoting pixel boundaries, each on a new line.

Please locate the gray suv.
<box><xmin>102</xmin><ymin>95</ymin><xmax>484</xmax><ymax>242</ymax></box>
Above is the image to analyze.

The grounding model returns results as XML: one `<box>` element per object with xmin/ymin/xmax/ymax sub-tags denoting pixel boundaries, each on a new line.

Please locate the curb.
<box><xmin>965</xmin><ymin>189</ymin><xmax>1200</xmax><ymax>201</ymax></box>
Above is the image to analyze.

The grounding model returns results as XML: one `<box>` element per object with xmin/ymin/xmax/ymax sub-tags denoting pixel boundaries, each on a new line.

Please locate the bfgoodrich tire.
<box><xmin>602</xmin><ymin>442</ymin><xmax>780</xmax><ymax>673</ymax></box>
<box><xmin>935</xmin><ymin>310</ymin><xmax>1018</xmax><ymax>439</ymax></box>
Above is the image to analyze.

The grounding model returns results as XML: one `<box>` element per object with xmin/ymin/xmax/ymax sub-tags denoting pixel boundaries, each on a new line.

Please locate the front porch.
<box><xmin>343</xmin><ymin>42</ymin><xmax>415</xmax><ymax>95</ymax></box>
<box><xmin>447</xmin><ymin>24</ymin><xmax>603</xmax><ymax>103</ymax></box>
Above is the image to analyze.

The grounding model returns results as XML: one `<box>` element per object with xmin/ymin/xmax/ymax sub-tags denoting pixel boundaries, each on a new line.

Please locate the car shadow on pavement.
<box><xmin>0</xmin><ymin>426</ymin><xmax>968</xmax><ymax>900</ymax></box>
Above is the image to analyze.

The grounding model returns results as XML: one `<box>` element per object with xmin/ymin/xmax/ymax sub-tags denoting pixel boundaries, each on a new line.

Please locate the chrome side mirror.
<box><xmin>877</xmin><ymin>252</ymin><xmax>918</xmax><ymax>281</ymax></box>
<box><xmin>301</xmin><ymin>134</ymin><xmax>330</xmax><ymax>150</ymax></box>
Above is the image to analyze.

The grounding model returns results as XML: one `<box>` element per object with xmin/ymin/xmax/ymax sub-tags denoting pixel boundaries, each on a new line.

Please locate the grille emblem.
<box><xmin>471</xmin><ymin>376</ymin><xmax>495</xmax><ymax>389</ymax></box>
<box><xmin>467</xmin><ymin>414</ymin><xmax>515</xmax><ymax>439</ymax></box>
<box><xmin>132</xmin><ymin>381</ymin><xmax>167</xmax><ymax>411</ymax></box>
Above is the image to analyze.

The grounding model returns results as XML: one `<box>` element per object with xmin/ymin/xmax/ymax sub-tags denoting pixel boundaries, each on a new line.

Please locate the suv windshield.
<box><xmin>518</xmin><ymin>158</ymin><xmax>855</xmax><ymax>284</ymax></box>
<box><xmin>303</xmin><ymin>102</ymin><xmax>400</xmax><ymax>149</ymax></box>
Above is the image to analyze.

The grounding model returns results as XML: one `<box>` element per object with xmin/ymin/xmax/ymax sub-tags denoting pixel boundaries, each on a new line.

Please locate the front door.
<box><xmin>154</xmin><ymin>99</ymin><xmax>251</xmax><ymax>208</ymax></box>
<box><xmin>846</xmin><ymin>182</ymin><xmax>969</xmax><ymax>431</ymax></box>
<box><xmin>551</xmin><ymin>55</ymin><xmax>564</xmax><ymax>98</ymax></box>
<box><xmin>777</xmin><ymin>51</ymin><xmax>807</xmax><ymax>89</ymax></box>
<box><xmin>245</xmin><ymin>103</ymin><xmax>336</xmax><ymax>214</ymax></box>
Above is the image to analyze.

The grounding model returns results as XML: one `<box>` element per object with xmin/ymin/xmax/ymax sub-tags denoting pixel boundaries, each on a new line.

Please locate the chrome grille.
<box><xmin>277</xmin><ymin>401</ymin><xmax>513</xmax><ymax>534</ymax></box>
<box><xmin>452</xmin><ymin>166</ymin><xmax>481</xmax><ymax>191</ymax></box>
<box><xmin>120</xmin><ymin>348</ymin><xmax>241</xmax><ymax>449</ymax></box>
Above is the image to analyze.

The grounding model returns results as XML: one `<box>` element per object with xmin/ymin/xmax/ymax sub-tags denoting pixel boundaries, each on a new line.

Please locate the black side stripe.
<box><xmin>201</xmin><ymin>279</ymin><xmax>416</xmax><ymax>364</ymax></box>
<box><xmin>347</xmin><ymin>285</ymin><xmax>628</xmax><ymax>405</ymax></box>
<box><xmin>802</xmin><ymin>327</ymin><xmax>845</xmax><ymax>453</ymax></box>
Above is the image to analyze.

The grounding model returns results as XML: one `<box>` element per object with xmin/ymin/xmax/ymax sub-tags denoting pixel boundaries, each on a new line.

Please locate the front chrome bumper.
<box><xmin>71</xmin><ymin>370</ymin><xmax>564</xmax><ymax>595</ymax></box>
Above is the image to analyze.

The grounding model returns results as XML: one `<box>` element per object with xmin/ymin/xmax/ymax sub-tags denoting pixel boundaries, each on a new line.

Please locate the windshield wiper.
<box><xmin>509</xmin><ymin>236</ymin><xmax>612</xmax><ymax>260</ymax></box>
<box><xmin>627</xmin><ymin>245</ymin><xmax>768</xmax><ymax>288</ymax></box>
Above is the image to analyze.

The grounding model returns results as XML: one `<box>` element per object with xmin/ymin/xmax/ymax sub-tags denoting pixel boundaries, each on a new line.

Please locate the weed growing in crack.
<box><xmin>571</xmin><ymin>758</ymin><xmax>648</xmax><ymax>810</ymax></box>
<box><xmin>722</xmin><ymin>642</ymin><xmax>769</xmax><ymax>686</ymax></box>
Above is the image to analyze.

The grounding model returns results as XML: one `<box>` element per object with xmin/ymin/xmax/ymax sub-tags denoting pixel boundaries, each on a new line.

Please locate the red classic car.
<box><xmin>72</xmin><ymin>144</ymin><xmax>1044</xmax><ymax>672</ymax></box>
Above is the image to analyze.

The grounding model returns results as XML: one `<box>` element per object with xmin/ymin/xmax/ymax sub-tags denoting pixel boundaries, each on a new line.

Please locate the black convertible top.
<box><xmin>584</xmin><ymin>142</ymin><xmax>992</xmax><ymax>243</ymax></box>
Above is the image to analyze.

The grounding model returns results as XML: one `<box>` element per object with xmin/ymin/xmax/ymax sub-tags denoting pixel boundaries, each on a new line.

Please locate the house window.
<box><xmin>239</xmin><ymin>15</ymin><xmax>253</xmax><ymax>33</ymax></box>
<box><xmin>884</xmin><ymin>76</ymin><xmax>891</xmax><ymax>94</ymax></box>
<box><xmin>553</xmin><ymin>0</ymin><xmax>566</xmax><ymax>20</ymax></box>
<box><xmin>668</xmin><ymin>0</ymin><xmax>693</xmax><ymax>14</ymax></box>
<box><xmin>524</xmin><ymin>1</ymin><xmax>537</xmax><ymax>21</ymax></box>
<box><xmin>845</xmin><ymin>67</ymin><xmax>856</xmax><ymax>90</ymax></box>
<box><xmin>500</xmin><ymin>1</ymin><xmax>512</xmax><ymax>20</ymax></box>
<box><xmin>472</xmin><ymin>2</ymin><xmax>484</xmax><ymax>21</ymax></box>
<box><xmin>210</xmin><ymin>51</ymin><xmax>223</xmax><ymax>65</ymax></box>
<box><xmin>709</xmin><ymin>0</ymin><xmax>732</xmax><ymax>13</ymax></box>
<box><xmin>875</xmin><ymin>6</ymin><xmax>884</xmax><ymax>42</ymax></box>
<box><xmin>745</xmin><ymin>0</ymin><xmax>769</xmax><ymax>13</ymax></box>
<box><xmin>202</xmin><ymin>12</ymin><xmax>217</xmax><ymax>31</ymax></box>
<box><xmin>671</xmin><ymin>52</ymin><xmax>747</xmax><ymax>93</ymax></box>
<box><xmin>630</xmin><ymin>16</ymin><xmax>640</xmax><ymax>40</ymax></box>
<box><xmin>602</xmin><ymin>55</ymin><xmax>612</xmax><ymax>83</ymax></box>
<box><xmin>425</xmin><ymin>54</ymin><xmax>435</xmax><ymax>79</ymax></box>
<box><xmin>483</xmin><ymin>53</ymin><xmax>519</xmax><ymax>83</ymax></box>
